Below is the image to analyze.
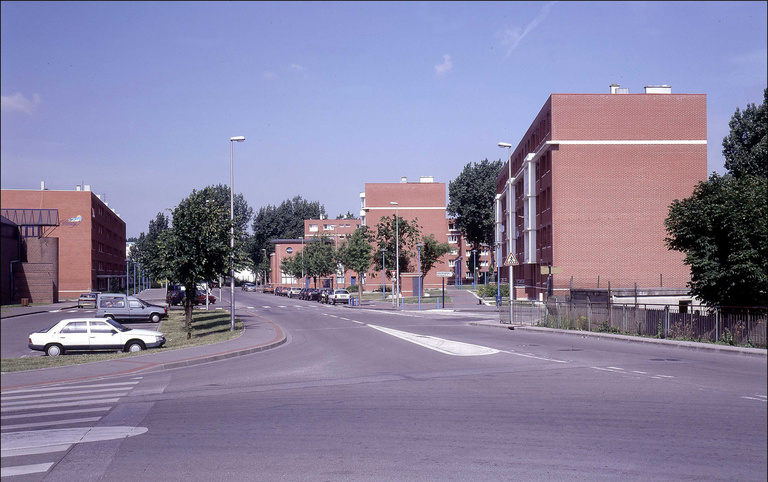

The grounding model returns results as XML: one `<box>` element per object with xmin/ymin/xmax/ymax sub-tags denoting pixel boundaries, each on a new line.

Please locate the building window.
<box><xmin>309</xmin><ymin>224</ymin><xmax>318</xmax><ymax>232</ymax></box>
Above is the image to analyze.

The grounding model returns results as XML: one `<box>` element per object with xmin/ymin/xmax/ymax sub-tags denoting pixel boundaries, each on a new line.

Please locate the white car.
<box><xmin>328</xmin><ymin>289</ymin><xmax>351</xmax><ymax>305</ymax></box>
<box><xmin>29</xmin><ymin>317</ymin><xmax>166</xmax><ymax>357</ymax></box>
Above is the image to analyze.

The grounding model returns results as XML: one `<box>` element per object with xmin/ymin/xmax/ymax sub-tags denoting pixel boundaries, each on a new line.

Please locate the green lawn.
<box><xmin>0</xmin><ymin>309</ymin><xmax>242</xmax><ymax>373</ymax></box>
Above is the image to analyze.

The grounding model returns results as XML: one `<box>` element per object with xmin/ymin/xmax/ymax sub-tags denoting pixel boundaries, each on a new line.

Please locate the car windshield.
<box><xmin>104</xmin><ymin>317</ymin><xmax>131</xmax><ymax>332</ymax></box>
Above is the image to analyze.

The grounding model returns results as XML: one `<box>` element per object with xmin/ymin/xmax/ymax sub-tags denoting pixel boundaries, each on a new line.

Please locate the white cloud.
<box><xmin>290</xmin><ymin>63</ymin><xmax>306</xmax><ymax>71</ymax></box>
<box><xmin>497</xmin><ymin>1</ymin><xmax>557</xmax><ymax>57</ymax></box>
<box><xmin>263</xmin><ymin>71</ymin><xmax>278</xmax><ymax>80</ymax></box>
<box><xmin>434</xmin><ymin>54</ymin><xmax>452</xmax><ymax>75</ymax></box>
<box><xmin>1</xmin><ymin>92</ymin><xmax>41</xmax><ymax>114</ymax></box>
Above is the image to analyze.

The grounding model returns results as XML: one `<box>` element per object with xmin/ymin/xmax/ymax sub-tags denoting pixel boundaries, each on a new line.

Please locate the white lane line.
<box><xmin>2</xmin><ymin>381</ymin><xmax>138</xmax><ymax>395</ymax></box>
<box><xmin>2</xmin><ymin>416</ymin><xmax>103</xmax><ymax>431</ymax></box>
<box><xmin>368</xmin><ymin>324</ymin><xmax>500</xmax><ymax>357</ymax></box>
<box><xmin>498</xmin><ymin>350</ymin><xmax>567</xmax><ymax>363</ymax></box>
<box><xmin>741</xmin><ymin>396</ymin><xmax>767</xmax><ymax>403</ymax></box>
<box><xmin>3</xmin><ymin>393</ymin><xmax>129</xmax><ymax>407</ymax></box>
<box><xmin>1</xmin><ymin>462</ymin><xmax>55</xmax><ymax>477</ymax></box>
<box><xmin>1</xmin><ymin>407</ymin><xmax>110</xmax><ymax>420</ymax></box>
<box><xmin>2</xmin><ymin>387</ymin><xmax>133</xmax><ymax>401</ymax></box>
<box><xmin>1</xmin><ymin>399</ymin><xmax>120</xmax><ymax>413</ymax></box>
<box><xmin>1</xmin><ymin>426</ymin><xmax>148</xmax><ymax>458</ymax></box>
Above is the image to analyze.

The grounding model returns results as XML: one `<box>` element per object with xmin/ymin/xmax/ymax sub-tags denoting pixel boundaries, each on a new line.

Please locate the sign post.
<box><xmin>504</xmin><ymin>254</ymin><xmax>519</xmax><ymax>324</ymax></box>
<box><xmin>436</xmin><ymin>271</ymin><xmax>453</xmax><ymax>309</ymax></box>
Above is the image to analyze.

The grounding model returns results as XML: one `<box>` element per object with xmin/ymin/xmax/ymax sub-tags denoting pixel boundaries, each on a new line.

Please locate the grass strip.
<box><xmin>0</xmin><ymin>309</ymin><xmax>242</xmax><ymax>373</ymax></box>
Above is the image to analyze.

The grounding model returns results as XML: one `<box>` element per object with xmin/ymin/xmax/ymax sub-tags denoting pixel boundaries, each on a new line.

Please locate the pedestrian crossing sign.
<box><xmin>504</xmin><ymin>253</ymin><xmax>519</xmax><ymax>266</ymax></box>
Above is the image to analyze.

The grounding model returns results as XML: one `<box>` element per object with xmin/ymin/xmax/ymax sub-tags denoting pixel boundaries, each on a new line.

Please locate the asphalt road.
<box><xmin>2</xmin><ymin>292</ymin><xmax>766</xmax><ymax>481</ymax></box>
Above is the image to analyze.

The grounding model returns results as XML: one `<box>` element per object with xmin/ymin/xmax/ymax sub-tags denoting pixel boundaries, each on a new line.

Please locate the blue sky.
<box><xmin>2</xmin><ymin>1</ymin><xmax>766</xmax><ymax>238</ymax></box>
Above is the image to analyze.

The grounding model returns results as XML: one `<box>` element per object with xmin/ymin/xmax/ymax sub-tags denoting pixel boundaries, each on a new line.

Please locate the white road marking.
<box><xmin>1</xmin><ymin>407</ymin><xmax>110</xmax><ymax>420</ymax></box>
<box><xmin>1</xmin><ymin>426</ymin><xmax>148</xmax><ymax>458</ymax></box>
<box><xmin>1</xmin><ymin>399</ymin><xmax>120</xmax><ymax>413</ymax></box>
<box><xmin>368</xmin><ymin>324</ymin><xmax>500</xmax><ymax>356</ymax></box>
<box><xmin>1</xmin><ymin>462</ymin><xmax>54</xmax><ymax>477</ymax></box>
<box><xmin>3</xmin><ymin>416</ymin><xmax>103</xmax><ymax>431</ymax></box>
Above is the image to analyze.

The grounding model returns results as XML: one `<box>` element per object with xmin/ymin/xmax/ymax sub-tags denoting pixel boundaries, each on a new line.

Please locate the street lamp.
<box><xmin>229</xmin><ymin>135</ymin><xmax>245</xmax><ymax>331</ymax></box>
<box><xmin>499</xmin><ymin>141</ymin><xmax>513</xmax><ymax>322</ymax></box>
<box><xmin>473</xmin><ymin>248</ymin><xmax>477</xmax><ymax>290</ymax></box>
<box><xmin>390</xmin><ymin>202</ymin><xmax>399</xmax><ymax>308</ymax></box>
<box><xmin>416</xmin><ymin>242</ymin><xmax>423</xmax><ymax>310</ymax></box>
<box><xmin>381</xmin><ymin>248</ymin><xmax>387</xmax><ymax>300</ymax></box>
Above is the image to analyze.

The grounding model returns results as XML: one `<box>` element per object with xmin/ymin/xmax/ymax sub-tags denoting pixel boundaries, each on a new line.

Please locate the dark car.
<box><xmin>166</xmin><ymin>290</ymin><xmax>185</xmax><ymax>306</ymax></box>
<box><xmin>306</xmin><ymin>288</ymin><xmax>321</xmax><ymax>301</ymax></box>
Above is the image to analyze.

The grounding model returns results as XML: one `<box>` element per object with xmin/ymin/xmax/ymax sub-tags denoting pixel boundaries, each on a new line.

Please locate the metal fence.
<box><xmin>499</xmin><ymin>300</ymin><xmax>767</xmax><ymax>349</ymax></box>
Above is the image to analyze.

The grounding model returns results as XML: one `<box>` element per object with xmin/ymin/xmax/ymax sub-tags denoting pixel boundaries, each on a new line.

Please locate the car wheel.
<box><xmin>126</xmin><ymin>341</ymin><xmax>145</xmax><ymax>353</ymax></box>
<box><xmin>150</xmin><ymin>313</ymin><xmax>161</xmax><ymax>323</ymax></box>
<box><xmin>106</xmin><ymin>314</ymin><xmax>116</xmax><ymax>320</ymax></box>
<box><xmin>46</xmin><ymin>344</ymin><xmax>63</xmax><ymax>356</ymax></box>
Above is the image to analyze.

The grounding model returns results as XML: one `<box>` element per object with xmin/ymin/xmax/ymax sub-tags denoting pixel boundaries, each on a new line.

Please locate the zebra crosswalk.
<box><xmin>1</xmin><ymin>378</ymin><xmax>142</xmax><ymax>478</ymax></box>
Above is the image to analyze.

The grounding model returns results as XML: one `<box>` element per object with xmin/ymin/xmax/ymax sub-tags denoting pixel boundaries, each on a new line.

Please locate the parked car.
<box><xmin>262</xmin><ymin>285</ymin><xmax>274</xmax><ymax>294</ymax></box>
<box><xmin>97</xmin><ymin>293</ymin><xmax>167</xmax><ymax>323</ymax></box>
<box><xmin>305</xmin><ymin>288</ymin><xmax>320</xmax><ymax>301</ymax></box>
<box><xmin>242</xmin><ymin>283</ymin><xmax>257</xmax><ymax>292</ymax></box>
<box><xmin>328</xmin><ymin>289</ymin><xmax>351</xmax><ymax>305</ymax></box>
<box><xmin>78</xmin><ymin>292</ymin><xmax>98</xmax><ymax>309</ymax></box>
<box><xmin>166</xmin><ymin>289</ymin><xmax>185</xmax><ymax>306</ymax></box>
<box><xmin>28</xmin><ymin>317</ymin><xmax>166</xmax><ymax>356</ymax></box>
<box><xmin>275</xmin><ymin>287</ymin><xmax>287</xmax><ymax>296</ymax></box>
<box><xmin>287</xmin><ymin>287</ymin><xmax>302</xmax><ymax>298</ymax></box>
<box><xmin>194</xmin><ymin>291</ymin><xmax>216</xmax><ymax>305</ymax></box>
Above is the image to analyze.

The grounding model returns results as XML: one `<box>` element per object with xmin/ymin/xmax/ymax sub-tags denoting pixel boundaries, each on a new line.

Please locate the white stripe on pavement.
<box><xmin>1</xmin><ymin>462</ymin><xmax>55</xmax><ymax>477</ymax></box>
<box><xmin>368</xmin><ymin>324</ymin><xmax>500</xmax><ymax>356</ymax></box>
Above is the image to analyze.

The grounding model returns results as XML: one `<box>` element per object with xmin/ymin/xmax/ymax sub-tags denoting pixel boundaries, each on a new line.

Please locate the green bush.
<box><xmin>476</xmin><ymin>284</ymin><xmax>509</xmax><ymax>298</ymax></box>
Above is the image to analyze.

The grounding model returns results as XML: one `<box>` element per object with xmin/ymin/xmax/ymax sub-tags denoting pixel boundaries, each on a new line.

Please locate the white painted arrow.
<box><xmin>368</xmin><ymin>324</ymin><xmax>500</xmax><ymax>356</ymax></box>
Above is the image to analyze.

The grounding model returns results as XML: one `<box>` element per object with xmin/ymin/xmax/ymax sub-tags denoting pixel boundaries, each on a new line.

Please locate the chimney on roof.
<box><xmin>400</xmin><ymin>177</ymin><xmax>407</xmax><ymax>183</ymax></box>
<box><xmin>41</xmin><ymin>181</ymin><xmax>46</xmax><ymax>190</ymax></box>
<box><xmin>419</xmin><ymin>176</ymin><xmax>434</xmax><ymax>183</ymax></box>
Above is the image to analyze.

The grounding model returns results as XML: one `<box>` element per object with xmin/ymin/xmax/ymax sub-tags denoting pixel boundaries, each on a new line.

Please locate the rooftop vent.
<box><xmin>419</xmin><ymin>176</ymin><xmax>434</xmax><ymax>183</ymax></box>
<box><xmin>644</xmin><ymin>85</ymin><xmax>672</xmax><ymax>94</ymax></box>
<box><xmin>610</xmin><ymin>83</ymin><xmax>629</xmax><ymax>94</ymax></box>
<box><xmin>400</xmin><ymin>177</ymin><xmax>407</xmax><ymax>183</ymax></box>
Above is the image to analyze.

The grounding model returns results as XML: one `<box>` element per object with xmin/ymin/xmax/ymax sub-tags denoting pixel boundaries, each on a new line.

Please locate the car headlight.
<box><xmin>156</xmin><ymin>336</ymin><xmax>164</xmax><ymax>342</ymax></box>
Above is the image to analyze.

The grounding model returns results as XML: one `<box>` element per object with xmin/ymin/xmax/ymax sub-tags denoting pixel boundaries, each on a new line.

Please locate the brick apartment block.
<box><xmin>496</xmin><ymin>85</ymin><xmax>707</xmax><ymax>300</ymax></box>
<box><xmin>2</xmin><ymin>184</ymin><xmax>127</xmax><ymax>301</ymax></box>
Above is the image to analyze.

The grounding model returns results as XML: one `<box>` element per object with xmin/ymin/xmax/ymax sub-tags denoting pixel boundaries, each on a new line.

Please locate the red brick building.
<box><xmin>1</xmin><ymin>184</ymin><xmax>127</xmax><ymax>301</ymax></box>
<box><xmin>496</xmin><ymin>85</ymin><xmax>707</xmax><ymax>300</ymax></box>
<box><xmin>360</xmin><ymin>176</ymin><xmax>459</xmax><ymax>294</ymax></box>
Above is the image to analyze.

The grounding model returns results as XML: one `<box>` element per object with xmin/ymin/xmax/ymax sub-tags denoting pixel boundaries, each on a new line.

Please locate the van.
<box><xmin>96</xmin><ymin>293</ymin><xmax>168</xmax><ymax>323</ymax></box>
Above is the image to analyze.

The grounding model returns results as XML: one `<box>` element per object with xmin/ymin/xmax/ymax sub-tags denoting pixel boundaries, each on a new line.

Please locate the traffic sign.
<box><xmin>504</xmin><ymin>253</ymin><xmax>519</xmax><ymax>266</ymax></box>
<box><xmin>436</xmin><ymin>271</ymin><xmax>454</xmax><ymax>277</ymax></box>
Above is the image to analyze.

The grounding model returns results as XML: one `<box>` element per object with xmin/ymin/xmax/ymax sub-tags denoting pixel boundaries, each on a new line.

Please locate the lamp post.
<box><xmin>390</xmin><ymin>202</ymin><xmax>399</xmax><ymax>308</ymax></box>
<box><xmin>229</xmin><ymin>135</ymin><xmax>245</xmax><ymax>331</ymax></box>
<box><xmin>416</xmin><ymin>242</ymin><xmax>423</xmax><ymax>310</ymax></box>
<box><xmin>301</xmin><ymin>236</ymin><xmax>305</xmax><ymax>288</ymax></box>
<box><xmin>498</xmin><ymin>141</ymin><xmax>513</xmax><ymax>322</ymax></box>
<box><xmin>472</xmin><ymin>248</ymin><xmax>477</xmax><ymax>290</ymax></box>
<box><xmin>381</xmin><ymin>248</ymin><xmax>387</xmax><ymax>300</ymax></box>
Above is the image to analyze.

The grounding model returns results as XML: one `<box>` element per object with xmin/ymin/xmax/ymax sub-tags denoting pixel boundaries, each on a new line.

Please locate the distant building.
<box><xmin>1</xmin><ymin>183</ymin><xmax>127</xmax><ymax>301</ymax></box>
<box><xmin>496</xmin><ymin>84</ymin><xmax>707</xmax><ymax>300</ymax></box>
<box><xmin>360</xmin><ymin>176</ymin><xmax>459</xmax><ymax>294</ymax></box>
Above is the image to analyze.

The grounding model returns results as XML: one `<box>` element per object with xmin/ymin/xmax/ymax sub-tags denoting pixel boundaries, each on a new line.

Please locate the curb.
<box><xmin>468</xmin><ymin>321</ymin><xmax>767</xmax><ymax>358</ymax></box>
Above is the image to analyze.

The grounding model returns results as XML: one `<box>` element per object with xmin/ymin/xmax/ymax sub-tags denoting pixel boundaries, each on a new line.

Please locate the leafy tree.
<box><xmin>722</xmin><ymin>88</ymin><xmax>767</xmax><ymax>179</ymax></box>
<box><xmin>666</xmin><ymin>89</ymin><xmax>768</xmax><ymax>306</ymax></box>
<box><xmin>304</xmin><ymin>237</ymin><xmax>337</xmax><ymax>288</ymax></box>
<box><xmin>130</xmin><ymin>212</ymin><xmax>170</xmax><ymax>282</ymax></box>
<box><xmin>418</xmin><ymin>234</ymin><xmax>451</xmax><ymax>277</ymax></box>
<box><xmin>251</xmin><ymin>196</ymin><xmax>325</xmax><ymax>273</ymax></box>
<box><xmin>666</xmin><ymin>174</ymin><xmax>767</xmax><ymax>306</ymax></box>
<box><xmin>159</xmin><ymin>187</ymin><xmax>234</xmax><ymax>337</ymax></box>
<box><xmin>369</xmin><ymin>215</ymin><xmax>421</xmax><ymax>280</ymax></box>
<box><xmin>447</xmin><ymin>158</ymin><xmax>502</xmax><ymax>253</ymax></box>
<box><xmin>338</xmin><ymin>227</ymin><xmax>373</xmax><ymax>298</ymax></box>
<box><xmin>280</xmin><ymin>255</ymin><xmax>304</xmax><ymax>284</ymax></box>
